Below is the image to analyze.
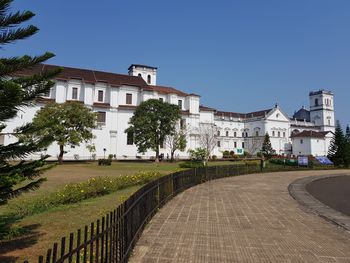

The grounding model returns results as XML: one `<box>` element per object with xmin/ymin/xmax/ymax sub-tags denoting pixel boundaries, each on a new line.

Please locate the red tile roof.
<box><xmin>202</xmin><ymin>106</ymin><xmax>272</xmax><ymax>120</ymax></box>
<box><xmin>143</xmin><ymin>85</ymin><xmax>189</xmax><ymax>97</ymax></box>
<box><xmin>13</xmin><ymin>64</ymin><xmax>197</xmax><ymax>98</ymax></box>
<box><xmin>291</xmin><ymin>130</ymin><xmax>331</xmax><ymax>138</ymax></box>
<box><xmin>12</xmin><ymin>64</ymin><xmax>148</xmax><ymax>88</ymax></box>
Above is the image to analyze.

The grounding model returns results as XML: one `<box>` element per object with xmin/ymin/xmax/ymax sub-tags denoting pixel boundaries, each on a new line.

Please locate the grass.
<box><xmin>0</xmin><ymin>161</ymin><xmax>181</xmax><ymax>262</ymax></box>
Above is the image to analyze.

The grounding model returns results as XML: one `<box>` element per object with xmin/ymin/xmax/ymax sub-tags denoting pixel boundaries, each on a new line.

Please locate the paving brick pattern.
<box><xmin>130</xmin><ymin>170</ymin><xmax>350</xmax><ymax>263</ymax></box>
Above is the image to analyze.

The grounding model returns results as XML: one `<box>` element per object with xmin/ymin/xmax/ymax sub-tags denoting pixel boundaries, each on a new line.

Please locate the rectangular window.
<box><xmin>98</xmin><ymin>90</ymin><xmax>104</xmax><ymax>102</ymax></box>
<box><xmin>126</xmin><ymin>93</ymin><xmax>132</xmax><ymax>104</ymax></box>
<box><xmin>234</xmin><ymin>132</ymin><xmax>237</xmax><ymax>137</ymax></box>
<box><xmin>72</xmin><ymin>87</ymin><xmax>78</xmax><ymax>100</ymax></box>
<box><xmin>272</xmin><ymin>131</ymin><xmax>275</xmax><ymax>137</ymax></box>
<box><xmin>97</xmin><ymin>111</ymin><xmax>106</xmax><ymax>125</ymax></box>
<box><xmin>242</xmin><ymin>132</ymin><xmax>244</xmax><ymax>138</ymax></box>
<box><xmin>245</xmin><ymin>132</ymin><xmax>248</xmax><ymax>137</ymax></box>
<box><xmin>278</xmin><ymin>131</ymin><xmax>281</xmax><ymax>137</ymax></box>
<box><xmin>242</xmin><ymin>142</ymin><xmax>245</xmax><ymax>148</ymax></box>
<box><xmin>180</xmin><ymin>119</ymin><xmax>186</xmax><ymax>129</ymax></box>
<box><xmin>217</xmin><ymin>141</ymin><xmax>221</xmax><ymax>147</ymax></box>
<box><xmin>127</xmin><ymin>131</ymin><xmax>134</xmax><ymax>145</ymax></box>
<box><xmin>178</xmin><ymin>100</ymin><xmax>183</xmax><ymax>109</ymax></box>
<box><xmin>234</xmin><ymin>141</ymin><xmax>237</xmax><ymax>148</ymax></box>
<box><xmin>283</xmin><ymin>132</ymin><xmax>286</xmax><ymax>137</ymax></box>
<box><xmin>300</xmin><ymin>139</ymin><xmax>303</xmax><ymax>144</ymax></box>
<box><xmin>255</xmin><ymin>131</ymin><xmax>259</xmax><ymax>136</ymax></box>
<box><xmin>226</xmin><ymin>131</ymin><xmax>229</xmax><ymax>137</ymax></box>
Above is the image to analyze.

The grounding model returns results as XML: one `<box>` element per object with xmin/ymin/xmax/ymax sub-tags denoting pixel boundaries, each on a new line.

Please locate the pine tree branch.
<box><xmin>0</xmin><ymin>10</ymin><xmax>35</xmax><ymax>29</ymax></box>
<box><xmin>0</xmin><ymin>53</ymin><xmax>56</xmax><ymax>76</ymax></box>
<box><xmin>0</xmin><ymin>25</ymin><xmax>38</xmax><ymax>45</ymax></box>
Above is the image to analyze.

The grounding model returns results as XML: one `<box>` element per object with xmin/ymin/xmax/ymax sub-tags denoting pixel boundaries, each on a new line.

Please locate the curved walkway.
<box><xmin>130</xmin><ymin>170</ymin><xmax>350</xmax><ymax>263</ymax></box>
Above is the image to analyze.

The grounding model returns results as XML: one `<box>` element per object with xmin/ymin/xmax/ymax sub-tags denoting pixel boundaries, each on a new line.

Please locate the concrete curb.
<box><xmin>288</xmin><ymin>174</ymin><xmax>350</xmax><ymax>233</ymax></box>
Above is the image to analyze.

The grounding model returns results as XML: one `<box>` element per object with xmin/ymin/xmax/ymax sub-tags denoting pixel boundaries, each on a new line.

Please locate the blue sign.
<box><xmin>298</xmin><ymin>156</ymin><xmax>308</xmax><ymax>166</ymax></box>
<box><xmin>315</xmin><ymin>156</ymin><xmax>333</xmax><ymax>165</ymax></box>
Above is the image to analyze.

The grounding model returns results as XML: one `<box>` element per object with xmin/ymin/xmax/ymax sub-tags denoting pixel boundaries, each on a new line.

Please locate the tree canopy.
<box><xmin>125</xmin><ymin>99</ymin><xmax>181</xmax><ymax>162</ymax></box>
<box><xmin>328</xmin><ymin>121</ymin><xmax>350</xmax><ymax>167</ymax></box>
<box><xmin>22</xmin><ymin>102</ymin><xmax>97</xmax><ymax>163</ymax></box>
<box><xmin>0</xmin><ymin>0</ymin><xmax>60</xmax><ymax>204</ymax></box>
<box><xmin>261</xmin><ymin>133</ymin><xmax>275</xmax><ymax>159</ymax></box>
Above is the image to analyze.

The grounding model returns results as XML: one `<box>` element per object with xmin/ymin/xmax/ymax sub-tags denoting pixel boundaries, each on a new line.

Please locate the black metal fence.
<box><xmin>23</xmin><ymin>163</ymin><xmax>269</xmax><ymax>263</ymax></box>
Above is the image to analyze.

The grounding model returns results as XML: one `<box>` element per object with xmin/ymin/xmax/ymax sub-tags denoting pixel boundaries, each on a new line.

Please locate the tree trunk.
<box><xmin>170</xmin><ymin>151</ymin><xmax>175</xmax><ymax>162</ymax></box>
<box><xmin>58</xmin><ymin>145</ymin><xmax>64</xmax><ymax>164</ymax></box>
<box><xmin>155</xmin><ymin>146</ymin><xmax>159</xmax><ymax>163</ymax></box>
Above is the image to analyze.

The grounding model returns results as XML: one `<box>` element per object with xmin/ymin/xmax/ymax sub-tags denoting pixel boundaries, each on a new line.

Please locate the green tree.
<box><xmin>328</xmin><ymin>121</ymin><xmax>350</xmax><ymax>167</ymax></box>
<box><xmin>0</xmin><ymin>0</ymin><xmax>60</xmax><ymax>204</ymax></box>
<box><xmin>261</xmin><ymin>133</ymin><xmax>275</xmax><ymax>159</ymax></box>
<box><xmin>165</xmin><ymin>126</ymin><xmax>187</xmax><ymax>162</ymax></box>
<box><xmin>125</xmin><ymin>99</ymin><xmax>181</xmax><ymax>162</ymax></box>
<box><xmin>346</xmin><ymin>125</ymin><xmax>350</xmax><ymax>143</ymax></box>
<box><xmin>22</xmin><ymin>102</ymin><xmax>97</xmax><ymax>163</ymax></box>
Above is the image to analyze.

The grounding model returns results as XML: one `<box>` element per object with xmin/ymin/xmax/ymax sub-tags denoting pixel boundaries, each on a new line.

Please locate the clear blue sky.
<box><xmin>6</xmin><ymin>0</ymin><xmax>350</xmax><ymax>127</ymax></box>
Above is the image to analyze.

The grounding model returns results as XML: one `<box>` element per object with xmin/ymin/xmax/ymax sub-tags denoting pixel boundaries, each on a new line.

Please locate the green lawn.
<box><xmin>0</xmin><ymin>161</ymin><xmax>182</xmax><ymax>262</ymax></box>
<box><xmin>0</xmin><ymin>160</ymin><xmax>259</xmax><ymax>262</ymax></box>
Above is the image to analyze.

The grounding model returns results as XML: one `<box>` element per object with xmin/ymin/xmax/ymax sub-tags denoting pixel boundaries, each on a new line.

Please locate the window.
<box><xmin>328</xmin><ymin>119</ymin><xmax>331</xmax><ymax>126</ymax></box>
<box><xmin>138</xmin><ymin>73</ymin><xmax>142</xmax><ymax>77</ymax></box>
<box><xmin>127</xmin><ymin>131</ymin><xmax>134</xmax><ymax>145</ymax></box>
<box><xmin>217</xmin><ymin>141</ymin><xmax>221</xmax><ymax>147</ymax></box>
<box><xmin>234</xmin><ymin>132</ymin><xmax>237</xmax><ymax>137</ymax></box>
<box><xmin>315</xmin><ymin>98</ymin><xmax>319</xmax><ymax>106</ymax></box>
<box><xmin>242</xmin><ymin>132</ymin><xmax>244</xmax><ymax>137</ymax></box>
<box><xmin>283</xmin><ymin>132</ymin><xmax>286</xmax><ymax>137</ymax></box>
<box><xmin>178</xmin><ymin>100</ymin><xmax>183</xmax><ymax>109</ymax></box>
<box><xmin>97</xmin><ymin>111</ymin><xmax>106</xmax><ymax>125</ymax></box>
<box><xmin>97</xmin><ymin>90</ymin><xmax>104</xmax><ymax>102</ymax></box>
<box><xmin>217</xmin><ymin>130</ymin><xmax>220</xmax><ymax>136</ymax></box>
<box><xmin>278</xmin><ymin>131</ymin><xmax>280</xmax><ymax>137</ymax></box>
<box><xmin>159</xmin><ymin>98</ymin><xmax>164</xmax><ymax>102</ymax></box>
<box><xmin>245</xmin><ymin>132</ymin><xmax>248</xmax><ymax>137</ymax></box>
<box><xmin>272</xmin><ymin>131</ymin><xmax>275</xmax><ymax>137</ymax></box>
<box><xmin>234</xmin><ymin>141</ymin><xmax>237</xmax><ymax>148</ymax></box>
<box><xmin>147</xmin><ymin>75</ymin><xmax>151</xmax><ymax>84</ymax></box>
<box><xmin>242</xmin><ymin>142</ymin><xmax>245</xmax><ymax>149</ymax></box>
<box><xmin>180</xmin><ymin>119</ymin><xmax>186</xmax><ymax>129</ymax></box>
<box><xmin>126</xmin><ymin>93</ymin><xmax>132</xmax><ymax>104</ymax></box>
<box><xmin>72</xmin><ymin>87</ymin><xmax>78</xmax><ymax>100</ymax></box>
<box><xmin>226</xmin><ymin>131</ymin><xmax>229</xmax><ymax>137</ymax></box>
<box><xmin>255</xmin><ymin>131</ymin><xmax>259</xmax><ymax>137</ymax></box>
<box><xmin>300</xmin><ymin>139</ymin><xmax>303</xmax><ymax>144</ymax></box>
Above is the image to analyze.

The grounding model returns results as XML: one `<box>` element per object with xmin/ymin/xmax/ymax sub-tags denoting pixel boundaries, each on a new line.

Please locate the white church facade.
<box><xmin>1</xmin><ymin>64</ymin><xmax>335</xmax><ymax>160</ymax></box>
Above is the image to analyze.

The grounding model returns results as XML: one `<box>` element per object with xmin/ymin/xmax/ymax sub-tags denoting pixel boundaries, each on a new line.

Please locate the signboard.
<box><xmin>315</xmin><ymin>156</ymin><xmax>333</xmax><ymax>165</ymax></box>
<box><xmin>236</xmin><ymin>149</ymin><xmax>243</xmax><ymax>155</ymax></box>
<box><xmin>298</xmin><ymin>156</ymin><xmax>308</xmax><ymax>166</ymax></box>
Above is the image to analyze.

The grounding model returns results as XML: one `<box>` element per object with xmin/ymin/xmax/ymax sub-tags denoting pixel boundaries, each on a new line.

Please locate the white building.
<box><xmin>1</xmin><ymin>64</ymin><xmax>335</xmax><ymax>160</ymax></box>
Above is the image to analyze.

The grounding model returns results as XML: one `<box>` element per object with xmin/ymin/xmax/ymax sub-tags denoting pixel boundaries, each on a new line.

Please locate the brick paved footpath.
<box><xmin>129</xmin><ymin>170</ymin><xmax>350</xmax><ymax>263</ymax></box>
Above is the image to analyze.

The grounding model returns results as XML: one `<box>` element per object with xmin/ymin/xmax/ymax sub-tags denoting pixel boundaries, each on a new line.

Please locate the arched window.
<box><xmin>147</xmin><ymin>75</ymin><xmax>151</xmax><ymax>84</ymax></box>
<box><xmin>138</xmin><ymin>73</ymin><xmax>142</xmax><ymax>77</ymax></box>
<box><xmin>315</xmin><ymin>98</ymin><xmax>319</xmax><ymax>106</ymax></box>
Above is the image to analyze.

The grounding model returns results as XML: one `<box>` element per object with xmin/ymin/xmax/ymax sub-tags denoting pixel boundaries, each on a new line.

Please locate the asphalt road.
<box><xmin>306</xmin><ymin>175</ymin><xmax>350</xmax><ymax>216</ymax></box>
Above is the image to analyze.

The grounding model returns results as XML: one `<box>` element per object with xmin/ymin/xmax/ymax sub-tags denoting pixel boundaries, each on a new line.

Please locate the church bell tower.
<box><xmin>309</xmin><ymin>90</ymin><xmax>335</xmax><ymax>133</ymax></box>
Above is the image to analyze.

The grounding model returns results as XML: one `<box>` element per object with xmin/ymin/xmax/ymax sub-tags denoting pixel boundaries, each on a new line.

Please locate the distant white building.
<box><xmin>1</xmin><ymin>64</ymin><xmax>335</xmax><ymax>160</ymax></box>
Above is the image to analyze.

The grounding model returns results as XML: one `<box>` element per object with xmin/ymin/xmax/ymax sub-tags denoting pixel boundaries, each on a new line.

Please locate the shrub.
<box><xmin>12</xmin><ymin>171</ymin><xmax>162</xmax><ymax>217</ymax></box>
<box><xmin>179</xmin><ymin>161</ymin><xmax>205</xmax><ymax>168</ymax></box>
<box><xmin>188</xmin><ymin>148</ymin><xmax>207</xmax><ymax>161</ymax></box>
<box><xmin>98</xmin><ymin>158</ymin><xmax>112</xmax><ymax>166</ymax></box>
<box><xmin>223</xmin><ymin>150</ymin><xmax>230</xmax><ymax>158</ymax></box>
<box><xmin>211</xmin><ymin>155</ymin><xmax>217</xmax><ymax>161</ymax></box>
<box><xmin>229</xmin><ymin>151</ymin><xmax>235</xmax><ymax>157</ymax></box>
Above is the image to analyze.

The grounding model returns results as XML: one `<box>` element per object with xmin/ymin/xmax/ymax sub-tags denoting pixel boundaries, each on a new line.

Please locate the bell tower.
<box><xmin>128</xmin><ymin>64</ymin><xmax>157</xmax><ymax>85</ymax></box>
<box><xmin>309</xmin><ymin>90</ymin><xmax>335</xmax><ymax>132</ymax></box>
